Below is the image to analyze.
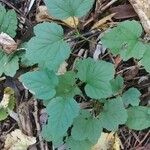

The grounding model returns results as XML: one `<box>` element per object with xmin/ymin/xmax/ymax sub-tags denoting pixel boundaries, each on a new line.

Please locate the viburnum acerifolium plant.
<box><xmin>0</xmin><ymin>1</ymin><xmax>149</xmax><ymax>150</ymax></box>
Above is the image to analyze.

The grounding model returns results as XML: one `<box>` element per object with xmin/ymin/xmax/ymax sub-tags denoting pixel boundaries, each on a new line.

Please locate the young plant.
<box><xmin>0</xmin><ymin>0</ymin><xmax>150</xmax><ymax>150</ymax></box>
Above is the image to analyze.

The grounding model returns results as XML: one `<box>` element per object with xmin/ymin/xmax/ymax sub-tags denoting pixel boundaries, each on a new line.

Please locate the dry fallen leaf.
<box><xmin>114</xmin><ymin>56</ymin><xmax>122</xmax><ymax>67</ymax></box>
<box><xmin>0</xmin><ymin>87</ymin><xmax>15</xmax><ymax>109</ymax></box>
<box><xmin>129</xmin><ymin>0</ymin><xmax>150</xmax><ymax>34</ymax></box>
<box><xmin>36</xmin><ymin>5</ymin><xmax>52</xmax><ymax>22</ymax></box>
<box><xmin>0</xmin><ymin>32</ymin><xmax>17</xmax><ymax>54</ymax></box>
<box><xmin>91</xmin><ymin>13</ymin><xmax>115</xmax><ymax>29</ymax></box>
<box><xmin>63</xmin><ymin>17</ymin><xmax>79</xmax><ymax>28</ymax></box>
<box><xmin>113</xmin><ymin>133</ymin><xmax>121</xmax><ymax>150</ymax></box>
<box><xmin>92</xmin><ymin>132</ymin><xmax>121</xmax><ymax>150</ymax></box>
<box><xmin>4</xmin><ymin>129</ymin><xmax>36</xmax><ymax>150</ymax></box>
<box><xmin>57</xmin><ymin>61</ymin><xmax>68</xmax><ymax>75</ymax></box>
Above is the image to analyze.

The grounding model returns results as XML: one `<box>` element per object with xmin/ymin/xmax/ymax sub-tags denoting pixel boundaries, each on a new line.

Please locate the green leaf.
<box><xmin>20</xmin><ymin>69</ymin><xmax>58</xmax><ymax>100</ymax></box>
<box><xmin>0</xmin><ymin>5</ymin><xmax>18</xmax><ymax>37</ymax></box>
<box><xmin>0</xmin><ymin>4</ymin><xmax>6</xmax><ymax>24</ymax></box>
<box><xmin>26</xmin><ymin>22</ymin><xmax>70</xmax><ymax>71</ymax></box>
<box><xmin>56</xmin><ymin>71</ymin><xmax>80</xmax><ymax>98</ymax></box>
<box><xmin>99</xmin><ymin>97</ymin><xmax>127</xmax><ymax>131</ymax></box>
<box><xmin>46</xmin><ymin>97</ymin><xmax>80</xmax><ymax>139</ymax></box>
<box><xmin>0</xmin><ymin>101</ymin><xmax>15</xmax><ymax>121</ymax></box>
<box><xmin>20</xmin><ymin>50</ymin><xmax>35</xmax><ymax>67</ymax></box>
<box><xmin>110</xmin><ymin>75</ymin><xmax>124</xmax><ymax>95</ymax></box>
<box><xmin>7</xmin><ymin>95</ymin><xmax>15</xmax><ymax>110</ymax></box>
<box><xmin>76</xmin><ymin>58</ymin><xmax>115</xmax><ymax>99</ymax></box>
<box><xmin>66</xmin><ymin>137</ymin><xmax>93</xmax><ymax>150</ymax></box>
<box><xmin>0</xmin><ymin>51</ymin><xmax>19</xmax><ymax>76</ymax></box>
<box><xmin>72</xmin><ymin>110</ymin><xmax>102</xmax><ymax>143</ymax></box>
<box><xmin>42</xmin><ymin>125</ymin><xmax>64</xmax><ymax>145</ymax></box>
<box><xmin>0</xmin><ymin>108</ymin><xmax>8</xmax><ymax>121</ymax></box>
<box><xmin>122</xmin><ymin>88</ymin><xmax>141</xmax><ymax>106</ymax></box>
<box><xmin>141</xmin><ymin>47</ymin><xmax>150</xmax><ymax>72</ymax></box>
<box><xmin>44</xmin><ymin>0</ymin><xmax>94</xmax><ymax>19</ymax></box>
<box><xmin>126</xmin><ymin>106</ymin><xmax>150</xmax><ymax>130</ymax></box>
<box><xmin>101</xmin><ymin>20</ymin><xmax>146</xmax><ymax>60</ymax></box>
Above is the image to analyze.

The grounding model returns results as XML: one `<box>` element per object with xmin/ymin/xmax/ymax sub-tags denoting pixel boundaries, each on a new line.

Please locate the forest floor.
<box><xmin>0</xmin><ymin>0</ymin><xmax>149</xmax><ymax>150</ymax></box>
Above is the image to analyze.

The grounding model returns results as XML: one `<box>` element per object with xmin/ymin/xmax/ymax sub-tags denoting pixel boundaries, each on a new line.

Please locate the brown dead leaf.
<box><xmin>0</xmin><ymin>87</ymin><xmax>15</xmax><ymax>109</ymax></box>
<box><xmin>63</xmin><ymin>17</ymin><xmax>79</xmax><ymax>28</ymax></box>
<box><xmin>92</xmin><ymin>132</ymin><xmax>121</xmax><ymax>150</ymax></box>
<box><xmin>36</xmin><ymin>5</ymin><xmax>52</xmax><ymax>22</ymax></box>
<box><xmin>0</xmin><ymin>33</ymin><xmax>17</xmax><ymax>54</ymax></box>
<box><xmin>129</xmin><ymin>0</ymin><xmax>150</xmax><ymax>34</ymax></box>
<box><xmin>114</xmin><ymin>56</ymin><xmax>122</xmax><ymax>67</ymax></box>
<box><xmin>4</xmin><ymin>129</ymin><xmax>36</xmax><ymax>150</ymax></box>
<box><xmin>109</xmin><ymin>4</ymin><xmax>137</xmax><ymax>19</ymax></box>
<box><xmin>57</xmin><ymin>61</ymin><xmax>68</xmax><ymax>75</ymax></box>
<box><xmin>91</xmin><ymin>13</ymin><xmax>115</xmax><ymax>29</ymax></box>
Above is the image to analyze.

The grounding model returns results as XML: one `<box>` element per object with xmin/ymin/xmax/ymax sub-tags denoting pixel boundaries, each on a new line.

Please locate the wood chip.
<box><xmin>129</xmin><ymin>0</ymin><xmax>150</xmax><ymax>34</ymax></box>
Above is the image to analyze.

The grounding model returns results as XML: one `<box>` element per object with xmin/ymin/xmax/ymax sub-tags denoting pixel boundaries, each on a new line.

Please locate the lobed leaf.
<box><xmin>122</xmin><ymin>88</ymin><xmax>141</xmax><ymax>106</ymax></box>
<box><xmin>0</xmin><ymin>51</ymin><xmax>19</xmax><ymax>76</ymax></box>
<box><xmin>72</xmin><ymin>110</ymin><xmax>102</xmax><ymax>144</ymax></box>
<box><xmin>99</xmin><ymin>97</ymin><xmax>127</xmax><ymax>131</ymax></box>
<box><xmin>26</xmin><ymin>22</ymin><xmax>70</xmax><ymax>71</ymax></box>
<box><xmin>56</xmin><ymin>71</ymin><xmax>81</xmax><ymax>98</ymax></box>
<box><xmin>20</xmin><ymin>69</ymin><xmax>58</xmax><ymax>100</ymax></box>
<box><xmin>44</xmin><ymin>0</ymin><xmax>94</xmax><ymax>19</ymax></box>
<box><xmin>42</xmin><ymin>125</ymin><xmax>64</xmax><ymax>145</ymax></box>
<box><xmin>76</xmin><ymin>58</ymin><xmax>115</xmax><ymax>99</ymax></box>
<box><xmin>110</xmin><ymin>75</ymin><xmax>124</xmax><ymax>95</ymax></box>
<box><xmin>66</xmin><ymin>137</ymin><xmax>92</xmax><ymax>150</ymax></box>
<box><xmin>101</xmin><ymin>20</ymin><xmax>146</xmax><ymax>60</ymax></box>
<box><xmin>141</xmin><ymin>47</ymin><xmax>150</xmax><ymax>72</ymax></box>
<box><xmin>46</xmin><ymin>97</ymin><xmax>80</xmax><ymax>139</ymax></box>
<box><xmin>0</xmin><ymin>5</ymin><xmax>18</xmax><ymax>37</ymax></box>
<box><xmin>101</xmin><ymin>20</ymin><xmax>150</xmax><ymax>73</ymax></box>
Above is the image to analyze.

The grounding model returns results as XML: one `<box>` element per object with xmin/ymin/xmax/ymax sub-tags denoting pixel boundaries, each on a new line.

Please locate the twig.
<box><xmin>65</xmin><ymin>29</ymin><xmax>101</xmax><ymax>42</ymax></box>
<box><xmin>131</xmin><ymin>132</ymin><xmax>141</xmax><ymax>144</ymax></box>
<box><xmin>27</xmin><ymin>0</ymin><xmax>35</xmax><ymax>14</ymax></box>
<box><xmin>136</xmin><ymin>130</ymin><xmax>150</xmax><ymax>147</ymax></box>
<box><xmin>116</xmin><ymin>65</ymin><xmax>139</xmax><ymax>74</ymax></box>
<box><xmin>101</xmin><ymin>0</ymin><xmax>118</xmax><ymax>11</ymax></box>
<box><xmin>84</xmin><ymin>0</ymin><xmax>118</xmax><ymax>27</ymax></box>
<box><xmin>33</xmin><ymin>100</ymin><xmax>45</xmax><ymax>150</ymax></box>
<box><xmin>45</xmin><ymin>142</ymin><xmax>49</xmax><ymax>150</ymax></box>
